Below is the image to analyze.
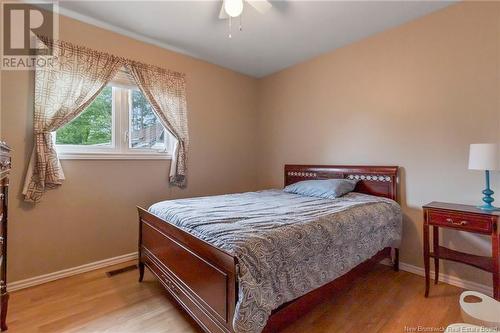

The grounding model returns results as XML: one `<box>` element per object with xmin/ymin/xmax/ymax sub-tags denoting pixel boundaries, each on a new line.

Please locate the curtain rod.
<box><xmin>37</xmin><ymin>35</ymin><xmax>186</xmax><ymax>79</ymax></box>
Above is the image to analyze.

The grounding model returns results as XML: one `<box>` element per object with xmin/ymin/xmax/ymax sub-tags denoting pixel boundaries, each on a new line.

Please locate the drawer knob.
<box><xmin>0</xmin><ymin>161</ymin><xmax>10</xmax><ymax>170</ymax></box>
<box><xmin>445</xmin><ymin>218</ymin><xmax>468</xmax><ymax>226</ymax></box>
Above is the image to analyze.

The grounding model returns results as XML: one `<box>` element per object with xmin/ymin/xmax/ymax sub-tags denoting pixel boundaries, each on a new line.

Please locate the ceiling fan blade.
<box><xmin>219</xmin><ymin>2</ymin><xmax>229</xmax><ymax>19</ymax></box>
<box><xmin>246</xmin><ymin>0</ymin><xmax>272</xmax><ymax>14</ymax></box>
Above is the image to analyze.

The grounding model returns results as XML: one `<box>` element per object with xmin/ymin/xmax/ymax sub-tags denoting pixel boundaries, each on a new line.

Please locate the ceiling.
<box><xmin>58</xmin><ymin>1</ymin><xmax>455</xmax><ymax>78</ymax></box>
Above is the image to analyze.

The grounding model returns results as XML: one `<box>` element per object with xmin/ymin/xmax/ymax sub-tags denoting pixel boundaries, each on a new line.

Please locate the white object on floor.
<box><xmin>445</xmin><ymin>323</ymin><xmax>497</xmax><ymax>332</ymax></box>
<box><xmin>459</xmin><ymin>291</ymin><xmax>500</xmax><ymax>329</ymax></box>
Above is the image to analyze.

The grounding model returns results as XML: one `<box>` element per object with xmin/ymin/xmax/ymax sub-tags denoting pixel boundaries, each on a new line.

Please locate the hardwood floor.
<box><xmin>8</xmin><ymin>261</ymin><xmax>463</xmax><ymax>332</ymax></box>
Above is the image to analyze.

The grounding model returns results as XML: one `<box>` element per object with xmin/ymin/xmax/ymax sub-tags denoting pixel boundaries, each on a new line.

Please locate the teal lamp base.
<box><xmin>478</xmin><ymin>170</ymin><xmax>499</xmax><ymax>211</ymax></box>
<box><xmin>478</xmin><ymin>204</ymin><xmax>499</xmax><ymax>211</ymax></box>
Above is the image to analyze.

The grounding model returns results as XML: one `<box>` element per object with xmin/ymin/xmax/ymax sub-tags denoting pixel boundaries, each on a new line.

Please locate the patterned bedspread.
<box><xmin>149</xmin><ymin>190</ymin><xmax>402</xmax><ymax>333</ymax></box>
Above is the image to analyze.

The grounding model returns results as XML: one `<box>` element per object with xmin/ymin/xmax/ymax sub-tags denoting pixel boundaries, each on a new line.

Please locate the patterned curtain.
<box><xmin>22</xmin><ymin>39</ymin><xmax>123</xmax><ymax>202</ymax></box>
<box><xmin>127</xmin><ymin>62</ymin><xmax>189</xmax><ymax>187</ymax></box>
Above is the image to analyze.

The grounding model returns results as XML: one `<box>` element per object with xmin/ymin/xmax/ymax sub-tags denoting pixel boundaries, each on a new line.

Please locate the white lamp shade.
<box><xmin>468</xmin><ymin>143</ymin><xmax>499</xmax><ymax>171</ymax></box>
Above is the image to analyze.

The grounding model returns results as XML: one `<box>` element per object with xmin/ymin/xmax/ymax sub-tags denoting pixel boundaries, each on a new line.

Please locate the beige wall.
<box><xmin>257</xmin><ymin>1</ymin><xmax>500</xmax><ymax>286</ymax></box>
<box><xmin>1</xmin><ymin>14</ymin><xmax>258</xmax><ymax>281</ymax></box>
<box><xmin>2</xmin><ymin>1</ymin><xmax>500</xmax><ymax>288</ymax></box>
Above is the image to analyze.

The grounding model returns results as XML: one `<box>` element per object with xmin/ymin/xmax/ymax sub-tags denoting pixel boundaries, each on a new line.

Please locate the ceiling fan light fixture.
<box><xmin>224</xmin><ymin>0</ymin><xmax>244</xmax><ymax>18</ymax></box>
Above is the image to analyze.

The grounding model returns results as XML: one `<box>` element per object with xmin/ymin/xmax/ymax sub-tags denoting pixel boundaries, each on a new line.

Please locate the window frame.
<box><xmin>55</xmin><ymin>85</ymin><xmax>173</xmax><ymax>160</ymax></box>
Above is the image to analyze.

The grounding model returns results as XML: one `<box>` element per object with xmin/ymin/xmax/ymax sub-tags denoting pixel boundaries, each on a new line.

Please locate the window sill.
<box><xmin>58</xmin><ymin>152</ymin><xmax>172</xmax><ymax>160</ymax></box>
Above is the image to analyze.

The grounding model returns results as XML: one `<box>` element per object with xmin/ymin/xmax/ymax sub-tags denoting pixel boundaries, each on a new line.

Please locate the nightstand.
<box><xmin>423</xmin><ymin>202</ymin><xmax>499</xmax><ymax>300</ymax></box>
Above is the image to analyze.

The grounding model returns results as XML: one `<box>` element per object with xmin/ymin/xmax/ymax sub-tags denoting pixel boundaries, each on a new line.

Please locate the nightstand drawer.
<box><xmin>427</xmin><ymin>210</ymin><xmax>492</xmax><ymax>234</ymax></box>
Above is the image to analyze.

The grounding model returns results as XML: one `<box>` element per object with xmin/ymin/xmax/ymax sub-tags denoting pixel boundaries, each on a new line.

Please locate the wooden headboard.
<box><xmin>284</xmin><ymin>165</ymin><xmax>399</xmax><ymax>202</ymax></box>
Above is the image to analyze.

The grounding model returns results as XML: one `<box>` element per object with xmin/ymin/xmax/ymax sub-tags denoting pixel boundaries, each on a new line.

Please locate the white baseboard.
<box><xmin>8</xmin><ymin>252</ymin><xmax>138</xmax><ymax>292</ymax></box>
<box><xmin>382</xmin><ymin>259</ymin><xmax>493</xmax><ymax>296</ymax></box>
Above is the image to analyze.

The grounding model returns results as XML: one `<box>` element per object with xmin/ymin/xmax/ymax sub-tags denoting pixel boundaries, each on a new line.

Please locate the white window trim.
<box><xmin>55</xmin><ymin>85</ymin><xmax>173</xmax><ymax>160</ymax></box>
<box><xmin>58</xmin><ymin>152</ymin><xmax>172</xmax><ymax>160</ymax></box>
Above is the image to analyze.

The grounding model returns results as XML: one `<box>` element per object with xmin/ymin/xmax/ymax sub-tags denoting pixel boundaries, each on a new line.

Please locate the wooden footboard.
<box><xmin>138</xmin><ymin>208</ymin><xmax>238</xmax><ymax>333</ymax></box>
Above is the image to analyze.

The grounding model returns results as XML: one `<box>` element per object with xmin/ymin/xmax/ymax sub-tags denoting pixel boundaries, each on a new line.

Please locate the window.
<box><xmin>56</xmin><ymin>87</ymin><xmax>113</xmax><ymax>148</ymax></box>
<box><xmin>130</xmin><ymin>90</ymin><xmax>167</xmax><ymax>151</ymax></box>
<box><xmin>55</xmin><ymin>84</ymin><xmax>174</xmax><ymax>159</ymax></box>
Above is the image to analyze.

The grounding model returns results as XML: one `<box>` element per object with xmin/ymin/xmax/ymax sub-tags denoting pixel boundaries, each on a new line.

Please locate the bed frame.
<box><xmin>137</xmin><ymin>165</ymin><xmax>399</xmax><ymax>333</ymax></box>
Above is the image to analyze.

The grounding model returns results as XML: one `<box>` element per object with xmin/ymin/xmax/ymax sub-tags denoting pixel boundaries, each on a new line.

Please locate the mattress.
<box><xmin>149</xmin><ymin>189</ymin><xmax>402</xmax><ymax>333</ymax></box>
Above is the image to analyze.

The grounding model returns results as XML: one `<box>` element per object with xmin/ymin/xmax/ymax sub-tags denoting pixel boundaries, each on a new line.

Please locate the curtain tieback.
<box><xmin>34</xmin><ymin>130</ymin><xmax>52</xmax><ymax>135</ymax></box>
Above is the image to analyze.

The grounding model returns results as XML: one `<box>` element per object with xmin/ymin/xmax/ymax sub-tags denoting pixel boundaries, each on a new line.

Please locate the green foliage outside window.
<box><xmin>131</xmin><ymin>90</ymin><xmax>156</xmax><ymax>130</ymax></box>
<box><xmin>130</xmin><ymin>89</ymin><xmax>165</xmax><ymax>149</ymax></box>
<box><xmin>55</xmin><ymin>87</ymin><xmax>113</xmax><ymax>145</ymax></box>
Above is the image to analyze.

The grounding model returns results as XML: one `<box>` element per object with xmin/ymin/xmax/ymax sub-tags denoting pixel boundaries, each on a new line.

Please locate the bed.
<box><xmin>137</xmin><ymin>165</ymin><xmax>402</xmax><ymax>333</ymax></box>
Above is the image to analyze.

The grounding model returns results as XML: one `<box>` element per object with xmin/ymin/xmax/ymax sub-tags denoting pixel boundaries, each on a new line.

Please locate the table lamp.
<box><xmin>468</xmin><ymin>143</ymin><xmax>499</xmax><ymax>211</ymax></box>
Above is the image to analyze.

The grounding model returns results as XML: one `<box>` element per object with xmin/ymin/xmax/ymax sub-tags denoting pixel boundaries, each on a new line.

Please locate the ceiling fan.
<box><xmin>218</xmin><ymin>0</ymin><xmax>272</xmax><ymax>37</ymax></box>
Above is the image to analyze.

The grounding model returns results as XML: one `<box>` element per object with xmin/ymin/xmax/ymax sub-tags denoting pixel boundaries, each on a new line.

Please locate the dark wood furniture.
<box><xmin>138</xmin><ymin>165</ymin><xmax>400</xmax><ymax>333</ymax></box>
<box><xmin>0</xmin><ymin>142</ymin><xmax>11</xmax><ymax>331</ymax></box>
<box><xmin>423</xmin><ymin>202</ymin><xmax>499</xmax><ymax>301</ymax></box>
